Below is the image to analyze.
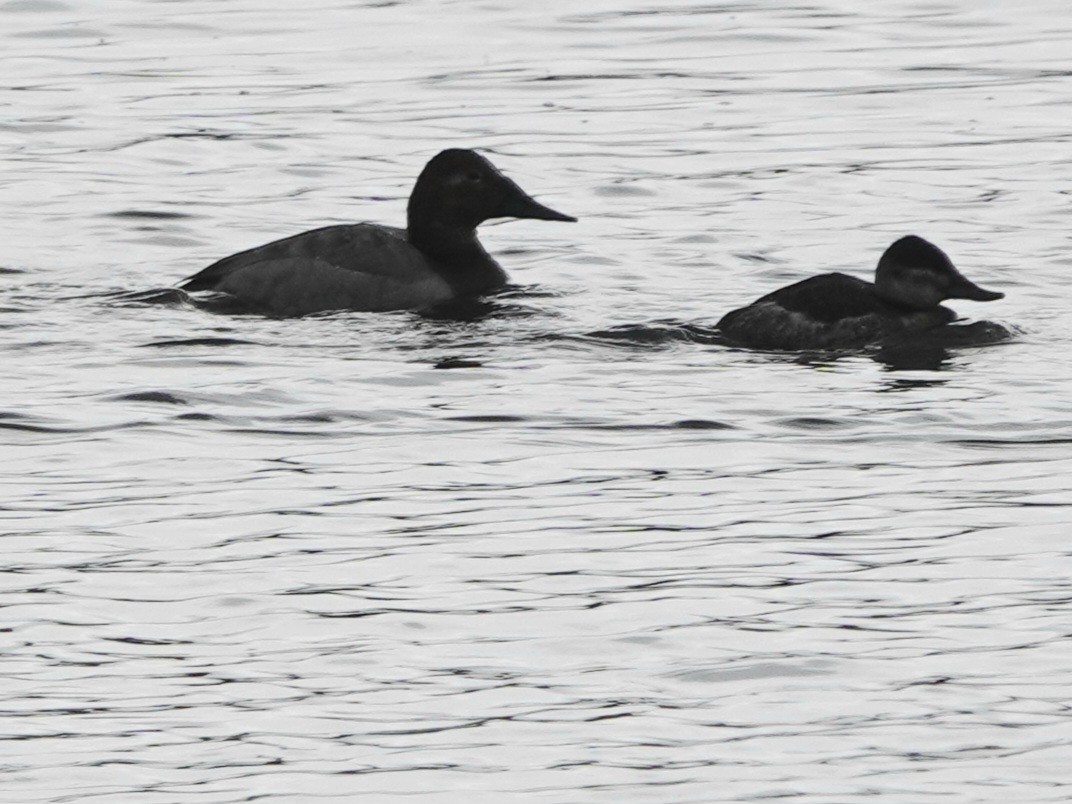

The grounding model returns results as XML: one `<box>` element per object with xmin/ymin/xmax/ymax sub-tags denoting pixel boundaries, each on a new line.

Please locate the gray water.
<box><xmin>3</xmin><ymin>1</ymin><xmax>1072</xmax><ymax>801</ymax></box>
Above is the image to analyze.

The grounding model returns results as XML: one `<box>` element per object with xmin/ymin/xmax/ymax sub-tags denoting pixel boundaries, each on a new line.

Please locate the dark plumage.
<box><xmin>181</xmin><ymin>149</ymin><xmax>575</xmax><ymax>316</ymax></box>
<box><xmin>717</xmin><ymin>236</ymin><xmax>1004</xmax><ymax>350</ymax></box>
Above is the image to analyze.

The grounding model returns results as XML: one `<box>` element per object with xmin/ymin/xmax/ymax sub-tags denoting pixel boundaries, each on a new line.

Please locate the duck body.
<box><xmin>180</xmin><ymin>149</ymin><xmax>574</xmax><ymax>316</ymax></box>
<box><xmin>717</xmin><ymin>272</ymin><xmax>956</xmax><ymax>350</ymax></box>
<box><xmin>182</xmin><ymin>223</ymin><xmax>505</xmax><ymax>317</ymax></box>
<box><xmin>717</xmin><ymin>236</ymin><xmax>1004</xmax><ymax>351</ymax></box>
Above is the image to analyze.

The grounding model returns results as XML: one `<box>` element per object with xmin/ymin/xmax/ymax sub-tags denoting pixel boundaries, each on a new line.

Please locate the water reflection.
<box><xmin>581</xmin><ymin>319</ymin><xmax>1010</xmax><ymax>377</ymax></box>
<box><xmin>418</xmin><ymin>295</ymin><xmax>528</xmax><ymax>323</ymax></box>
<box><xmin>875</xmin><ymin>321</ymin><xmax>1014</xmax><ymax>371</ymax></box>
<box><xmin>874</xmin><ymin>341</ymin><xmax>953</xmax><ymax>372</ymax></box>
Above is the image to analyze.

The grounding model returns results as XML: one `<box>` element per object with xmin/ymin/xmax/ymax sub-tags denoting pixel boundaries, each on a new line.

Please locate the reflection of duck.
<box><xmin>717</xmin><ymin>236</ymin><xmax>1005</xmax><ymax>350</ymax></box>
<box><xmin>180</xmin><ymin>149</ymin><xmax>575</xmax><ymax>316</ymax></box>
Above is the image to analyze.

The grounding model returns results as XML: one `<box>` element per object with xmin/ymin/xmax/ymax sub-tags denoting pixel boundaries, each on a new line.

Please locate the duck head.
<box><xmin>407</xmin><ymin>149</ymin><xmax>576</xmax><ymax>237</ymax></box>
<box><xmin>874</xmin><ymin>235</ymin><xmax>1003</xmax><ymax>309</ymax></box>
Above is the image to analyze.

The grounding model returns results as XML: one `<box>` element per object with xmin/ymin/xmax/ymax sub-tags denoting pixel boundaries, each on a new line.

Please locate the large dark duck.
<box><xmin>180</xmin><ymin>149</ymin><xmax>575</xmax><ymax>316</ymax></box>
<box><xmin>717</xmin><ymin>235</ymin><xmax>1004</xmax><ymax>350</ymax></box>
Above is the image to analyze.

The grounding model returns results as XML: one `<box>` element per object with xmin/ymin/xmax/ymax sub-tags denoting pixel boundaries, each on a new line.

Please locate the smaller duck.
<box><xmin>180</xmin><ymin>149</ymin><xmax>575</xmax><ymax>316</ymax></box>
<box><xmin>717</xmin><ymin>235</ymin><xmax>1004</xmax><ymax>350</ymax></box>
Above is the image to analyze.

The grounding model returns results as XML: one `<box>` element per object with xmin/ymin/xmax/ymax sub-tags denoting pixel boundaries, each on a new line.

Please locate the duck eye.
<box><xmin>466</xmin><ymin>172</ymin><xmax>483</xmax><ymax>183</ymax></box>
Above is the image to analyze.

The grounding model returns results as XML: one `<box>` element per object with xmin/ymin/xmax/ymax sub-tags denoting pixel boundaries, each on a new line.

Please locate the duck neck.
<box><xmin>407</xmin><ymin>218</ymin><xmax>508</xmax><ymax>295</ymax></box>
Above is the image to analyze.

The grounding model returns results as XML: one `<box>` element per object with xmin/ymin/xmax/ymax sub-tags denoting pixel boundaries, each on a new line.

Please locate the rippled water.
<box><xmin>4</xmin><ymin>0</ymin><xmax>1072</xmax><ymax>801</ymax></box>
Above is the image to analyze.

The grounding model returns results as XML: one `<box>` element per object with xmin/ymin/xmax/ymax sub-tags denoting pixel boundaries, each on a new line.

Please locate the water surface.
<box><xmin>3</xmin><ymin>1</ymin><xmax>1072</xmax><ymax>801</ymax></box>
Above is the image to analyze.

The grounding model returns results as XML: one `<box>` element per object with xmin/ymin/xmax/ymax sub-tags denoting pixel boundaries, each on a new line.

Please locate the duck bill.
<box><xmin>497</xmin><ymin>178</ymin><xmax>577</xmax><ymax>222</ymax></box>
<box><xmin>947</xmin><ymin>272</ymin><xmax>1004</xmax><ymax>302</ymax></box>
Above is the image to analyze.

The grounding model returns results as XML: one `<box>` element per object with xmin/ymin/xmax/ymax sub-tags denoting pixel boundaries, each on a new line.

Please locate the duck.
<box><xmin>180</xmin><ymin>149</ymin><xmax>576</xmax><ymax>316</ymax></box>
<box><xmin>716</xmin><ymin>235</ymin><xmax>1004</xmax><ymax>350</ymax></box>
